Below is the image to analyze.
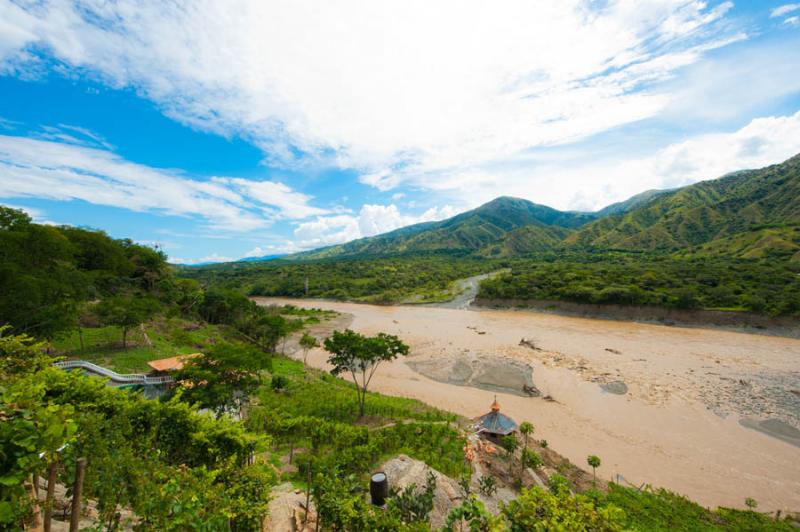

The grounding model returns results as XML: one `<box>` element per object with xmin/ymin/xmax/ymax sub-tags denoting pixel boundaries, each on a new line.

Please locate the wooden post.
<box><xmin>69</xmin><ymin>458</ymin><xmax>87</xmax><ymax>532</ymax></box>
<box><xmin>44</xmin><ymin>462</ymin><xmax>57</xmax><ymax>532</ymax></box>
<box><xmin>27</xmin><ymin>474</ymin><xmax>43</xmax><ymax>531</ymax></box>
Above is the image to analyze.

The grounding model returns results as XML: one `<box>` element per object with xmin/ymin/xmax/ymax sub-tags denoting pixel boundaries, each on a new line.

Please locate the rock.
<box><xmin>380</xmin><ymin>455</ymin><xmax>464</xmax><ymax>529</ymax></box>
<box><xmin>407</xmin><ymin>354</ymin><xmax>536</xmax><ymax>397</ymax></box>
<box><xmin>601</xmin><ymin>381</ymin><xmax>628</xmax><ymax>395</ymax></box>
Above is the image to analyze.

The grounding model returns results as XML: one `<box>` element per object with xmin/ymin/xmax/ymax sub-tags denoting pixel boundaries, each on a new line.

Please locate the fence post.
<box><xmin>69</xmin><ymin>458</ymin><xmax>87</xmax><ymax>532</ymax></box>
<box><xmin>44</xmin><ymin>461</ymin><xmax>58</xmax><ymax>532</ymax></box>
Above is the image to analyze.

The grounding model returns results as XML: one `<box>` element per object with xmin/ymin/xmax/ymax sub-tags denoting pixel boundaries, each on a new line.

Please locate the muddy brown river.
<box><xmin>257</xmin><ymin>297</ymin><xmax>800</xmax><ymax>511</ymax></box>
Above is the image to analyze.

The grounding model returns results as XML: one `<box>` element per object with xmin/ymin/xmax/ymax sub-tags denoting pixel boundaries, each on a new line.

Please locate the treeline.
<box><xmin>182</xmin><ymin>254</ymin><xmax>495</xmax><ymax>303</ymax></box>
<box><xmin>478</xmin><ymin>253</ymin><xmax>800</xmax><ymax>316</ymax></box>
<box><xmin>0</xmin><ymin>206</ymin><xmax>299</xmax><ymax>352</ymax></box>
<box><xmin>0</xmin><ymin>206</ymin><xmax>171</xmax><ymax>340</ymax></box>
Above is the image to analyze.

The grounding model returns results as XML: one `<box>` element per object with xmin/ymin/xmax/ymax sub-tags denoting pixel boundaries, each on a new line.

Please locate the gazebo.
<box><xmin>475</xmin><ymin>396</ymin><xmax>518</xmax><ymax>441</ymax></box>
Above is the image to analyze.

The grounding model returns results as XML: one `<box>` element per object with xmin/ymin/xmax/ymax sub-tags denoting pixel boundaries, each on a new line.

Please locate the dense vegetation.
<box><xmin>478</xmin><ymin>252</ymin><xmax>800</xmax><ymax>315</ymax></box>
<box><xmin>182</xmin><ymin>254</ymin><xmax>495</xmax><ymax>303</ymax></box>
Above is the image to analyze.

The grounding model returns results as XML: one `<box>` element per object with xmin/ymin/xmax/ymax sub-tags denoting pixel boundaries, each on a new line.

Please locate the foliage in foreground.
<box><xmin>0</xmin><ymin>333</ymin><xmax>275</xmax><ymax>530</ymax></box>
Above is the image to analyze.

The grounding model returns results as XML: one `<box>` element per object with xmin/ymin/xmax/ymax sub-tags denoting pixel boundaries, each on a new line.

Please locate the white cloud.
<box><xmin>243</xmin><ymin>244</ymin><xmax>298</xmax><ymax>257</ymax></box>
<box><xmin>0</xmin><ymin>134</ymin><xmax>326</xmax><ymax>231</ymax></box>
<box><xmin>293</xmin><ymin>203</ymin><xmax>457</xmax><ymax>249</ymax></box>
<box><xmin>771</xmin><ymin>4</ymin><xmax>800</xmax><ymax>18</ymax></box>
<box><xmin>170</xmin><ymin>253</ymin><xmax>234</xmax><ymax>265</ymax></box>
<box><xmin>215</xmin><ymin>178</ymin><xmax>329</xmax><ymax>219</ymax></box>
<box><xmin>426</xmin><ymin>110</ymin><xmax>800</xmax><ymax>213</ymax></box>
<box><xmin>0</xmin><ymin>0</ymin><xmax>742</xmax><ymax>184</ymax></box>
<box><xmin>785</xmin><ymin>15</ymin><xmax>800</xmax><ymax>25</ymax></box>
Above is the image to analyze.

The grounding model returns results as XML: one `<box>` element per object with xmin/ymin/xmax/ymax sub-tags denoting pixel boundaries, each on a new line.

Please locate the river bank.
<box><xmin>474</xmin><ymin>297</ymin><xmax>800</xmax><ymax>339</ymax></box>
<box><xmin>256</xmin><ymin>297</ymin><xmax>800</xmax><ymax>511</ymax></box>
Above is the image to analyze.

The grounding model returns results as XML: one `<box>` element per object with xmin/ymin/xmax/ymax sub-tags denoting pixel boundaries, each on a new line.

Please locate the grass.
<box><xmin>604</xmin><ymin>484</ymin><xmax>797</xmax><ymax>531</ymax></box>
<box><xmin>249</xmin><ymin>356</ymin><xmax>470</xmax><ymax>480</ymax></box>
<box><xmin>52</xmin><ymin>317</ymin><xmax>226</xmax><ymax>373</ymax></box>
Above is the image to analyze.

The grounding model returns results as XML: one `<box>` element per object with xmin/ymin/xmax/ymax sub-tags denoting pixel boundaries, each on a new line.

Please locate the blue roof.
<box><xmin>477</xmin><ymin>411</ymin><xmax>518</xmax><ymax>435</ymax></box>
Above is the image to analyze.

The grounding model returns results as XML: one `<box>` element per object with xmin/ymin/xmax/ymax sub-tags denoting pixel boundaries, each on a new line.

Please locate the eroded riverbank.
<box><xmin>256</xmin><ymin>297</ymin><xmax>800</xmax><ymax>511</ymax></box>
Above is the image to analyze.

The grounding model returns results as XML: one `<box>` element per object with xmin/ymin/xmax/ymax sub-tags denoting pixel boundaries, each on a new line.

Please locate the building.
<box><xmin>475</xmin><ymin>396</ymin><xmax>518</xmax><ymax>441</ymax></box>
<box><xmin>146</xmin><ymin>353</ymin><xmax>202</xmax><ymax>374</ymax></box>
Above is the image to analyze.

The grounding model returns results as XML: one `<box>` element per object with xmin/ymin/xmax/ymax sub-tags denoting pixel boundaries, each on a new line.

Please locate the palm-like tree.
<box><xmin>519</xmin><ymin>422</ymin><xmax>534</xmax><ymax>450</ymax></box>
<box><xmin>587</xmin><ymin>455</ymin><xmax>601</xmax><ymax>487</ymax></box>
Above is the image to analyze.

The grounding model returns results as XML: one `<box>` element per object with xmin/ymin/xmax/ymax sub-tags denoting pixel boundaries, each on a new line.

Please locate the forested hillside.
<box><xmin>568</xmin><ymin>154</ymin><xmax>800</xmax><ymax>251</ymax></box>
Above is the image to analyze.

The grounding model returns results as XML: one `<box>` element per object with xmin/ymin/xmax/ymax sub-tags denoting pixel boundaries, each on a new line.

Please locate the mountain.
<box><xmin>594</xmin><ymin>188</ymin><xmax>674</xmax><ymax>217</ymax></box>
<box><xmin>567</xmin><ymin>154</ymin><xmax>800</xmax><ymax>251</ymax></box>
<box><xmin>237</xmin><ymin>254</ymin><xmax>286</xmax><ymax>263</ymax></box>
<box><xmin>280</xmin><ymin>153</ymin><xmax>800</xmax><ymax>262</ymax></box>
<box><xmin>292</xmin><ymin>196</ymin><xmax>596</xmax><ymax>260</ymax></box>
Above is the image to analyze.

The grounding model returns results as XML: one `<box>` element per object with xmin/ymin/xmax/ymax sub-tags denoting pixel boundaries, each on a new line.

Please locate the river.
<box><xmin>256</xmin><ymin>296</ymin><xmax>800</xmax><ymax>511</ymax></box>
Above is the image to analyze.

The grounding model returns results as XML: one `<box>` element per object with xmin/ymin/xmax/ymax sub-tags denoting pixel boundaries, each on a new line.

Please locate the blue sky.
<box><xmin>1</xmin><ymin>0</ymin><xmax>800</xmax><ymax>263</ymax></box>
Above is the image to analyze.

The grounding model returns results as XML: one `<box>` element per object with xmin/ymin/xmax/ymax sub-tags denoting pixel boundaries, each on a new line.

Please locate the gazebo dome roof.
<box><xmin>476</xmin><ymin>396</ymin><xmax>517</xmax><ymax>436</ymax></box>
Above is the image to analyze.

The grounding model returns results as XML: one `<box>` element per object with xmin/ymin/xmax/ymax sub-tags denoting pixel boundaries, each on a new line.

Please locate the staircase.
<box><xmin>53</xmin><ymin>360</ymin><xmax>174</xmax><ymax>386</ymax></box>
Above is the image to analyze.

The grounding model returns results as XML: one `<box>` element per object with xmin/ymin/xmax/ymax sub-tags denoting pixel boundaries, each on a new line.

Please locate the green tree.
<box><xmin>386</xmin><ymin>470</ymin><xmax>437</xmax><ymax>524</ymax></box>
<box><xmin>521</xmin><ymin>448</ymin><xmax>543</xmax><ymax>471</ymax></box>
<box><xmin>299</xmin><ymin>332</ymin><xmax>319</xmax><ymax>368</ymax></box>
<box><xmin>501</xmin><ymin>434</ymin><xmax>519</xmax><ymax>473</ymax></box>
<box><xmin>502</xmin><ymin>486</ymin><xmax>624</xmax><ymax>531</ymax></box>
<box><xmin>517</xmin><ymin>422</ymin><xmax>535</xmax><ymax>479</ymax></box>
<box><xmin>444</xmin><ymin>495</ymin><xmax>503</xmax><ymax>531</ymax></box>
<box><xmin>519</xmin><ymin>422</ymin><xmax>534</xmax><ymax>450</ymax></box>
<box><xmin>587</xmin><ymin>455</ymin><xmax>602</xmax><ymax>487</ymax></box>
<box><xmin>324</xmin><ymin>329</ymin><xmax>409</xmax><ymax>417</ymax></box>
<box><xmin>174</xmin><ymin>342</ymin><xmax>271</xmax><ymax>417</ymax></box>
<box><xmin>0</xmin><ymin>371</ymin><xmax>77</xmax><ymax>528</ymax></box>
<box><xmin>94</xmin><ymin>294</ymin><xmax>159</xmax><ymax>348</ymax></box>
<box><xmin>0</xmin><ymin>326</ymin><xmax>55</xmax><ymax>378</ymax></box>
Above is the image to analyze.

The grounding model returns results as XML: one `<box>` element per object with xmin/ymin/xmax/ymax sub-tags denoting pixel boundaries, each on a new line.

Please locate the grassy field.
<box><xmin>52</xmin><ymin>318</ymin><xmax>225</xmax><ymax>373</ymax></box>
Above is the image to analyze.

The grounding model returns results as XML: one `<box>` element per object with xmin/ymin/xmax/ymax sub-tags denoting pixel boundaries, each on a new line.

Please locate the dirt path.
<box><xmin>256</xmin><ymin>297</ymin><xmax>800</xmax><ymax>512</ymax></box>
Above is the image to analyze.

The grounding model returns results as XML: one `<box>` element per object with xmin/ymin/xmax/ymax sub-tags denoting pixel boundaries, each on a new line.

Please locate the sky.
<box><xmin>1</xmin><ymin>1</ymin><xmax>800</xmax><ymax>264</ymax></box>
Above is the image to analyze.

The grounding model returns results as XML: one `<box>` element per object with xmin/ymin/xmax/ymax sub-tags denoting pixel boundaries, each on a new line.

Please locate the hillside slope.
<box><xmin>567</xmin><ymin>154</ymin><xmax>800</xmax><ymax>251</ymax></box>
<box><xmin>293</xmin><ymin>196</ymin><xmax>595</xmax><ymax>260</ymax></box>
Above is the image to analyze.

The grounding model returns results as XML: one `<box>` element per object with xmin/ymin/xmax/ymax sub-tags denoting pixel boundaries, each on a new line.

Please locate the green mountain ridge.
<box><xmin>291</xmin><ymin>196</ymin><xmax>597</xmax><ymax>260</ymax></box>
<box><xmin>569</xmin><ymin>153</ymin><xmax>800</xmax><ymax>252</ymax></box>
<box><xmin>286</xmin><ymin>153</ymin><xmax>800</xmax><ymax>261</ymax></box>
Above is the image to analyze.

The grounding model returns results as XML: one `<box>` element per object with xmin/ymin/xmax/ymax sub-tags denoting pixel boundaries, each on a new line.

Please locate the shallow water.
<box><xmin>258</xmin><ymin>297</ymin><xmax>800</xmax><ymax>511</ymax></box>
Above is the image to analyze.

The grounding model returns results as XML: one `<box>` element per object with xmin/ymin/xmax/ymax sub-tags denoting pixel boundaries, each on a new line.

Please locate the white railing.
<box><xmin>53</xmin><ymin>360</ymin><xmax>174</xmax><ymax>386</ymax></box>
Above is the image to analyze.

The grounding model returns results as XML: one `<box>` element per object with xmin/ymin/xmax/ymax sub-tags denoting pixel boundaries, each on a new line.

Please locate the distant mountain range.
<box><xmin>285</xmin><ymin>153</ymin><xmax>800</xmax><ymax>261</ymax></box>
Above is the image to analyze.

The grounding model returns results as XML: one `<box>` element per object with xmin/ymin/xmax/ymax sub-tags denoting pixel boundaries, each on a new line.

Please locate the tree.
<box><xmin>174</xmin><ymin>342</ymin><xmax>271</xmax><ymax>417</ymax></box>
<box><xmin>745</xmin><ymin>497</ymin><xmax>758</xmax><ymax>510</ymax></box>
<box><xmin>587</xmin><ymin>455</ymin><xmax>601</xmax><ymax>487</ymax></box>
<box><xmin>94</xmin><ymin>294</ymin><xmax>159</xmax><ymax>348</ymax></box>
<box><xmin>386</xmin><ymin>470</ymin><xmax>437</xmax><ymax>524</ymax></box>
<box><xmin>518</xmin><ymin>422</ymin><xmax>535</xmax><ymax>479</ymax></box>
<box><xmin>299</xmin><ymin>332</ymin><xmax>319</xmax><ymax>369</ymax></box>
<box><xmin>502</xmin><ymin>486</ymin><xmax>624</xmax><ymax>531</ymax></box>
<box><xmin>521</xmin><ymin>448</ymin><xmax>542</xmax><ymax>470</ymax></box>
<box><xmin>324</xmin><ymin>329</ymin><xmax>409</xmax><ymax>417</ymax></box>
<box><xmin>501</xmin><ymin>434</ymin><xmax>519</xmax><ymax>474</ymax></box>
<box><xmin>519</xmin><ymin>422</ymin><xmax>534</xmax><ymax>450</ymax></box>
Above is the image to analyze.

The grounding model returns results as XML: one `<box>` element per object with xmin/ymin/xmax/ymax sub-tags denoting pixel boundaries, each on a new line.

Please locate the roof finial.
<box><xmin>491</xmin><ymin>395</ymin><xmax>500</xmax><ymax>412</ymax></box>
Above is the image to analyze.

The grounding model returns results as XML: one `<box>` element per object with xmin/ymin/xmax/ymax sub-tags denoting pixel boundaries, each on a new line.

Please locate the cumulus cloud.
<box><xmin>0</xmin><ymin>0</ymin><xmax>742</xmax><ymax>183</ymax></box>
<box><xmin>0</xmin><ymin>134</ymin><xmax>327</xmax><ymax>231</ymax></box>
<box><xmin>170</xmin><ymin>253</ymin><xmax>234</xmax><ymax>265</ymax></box>
<box><xmin>292</xmin><ymin>203</ymin><xmax>457</xmax><ymax>250</ymax></box>
<box><xmin>437</xmin><ymin>110</ymin><xmax>800</xmax><ymax>213</ymax></box>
